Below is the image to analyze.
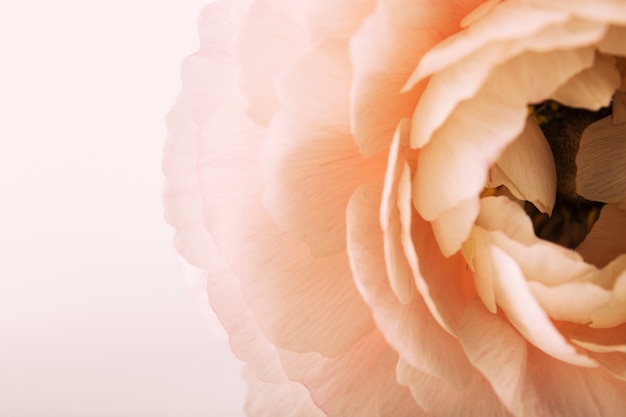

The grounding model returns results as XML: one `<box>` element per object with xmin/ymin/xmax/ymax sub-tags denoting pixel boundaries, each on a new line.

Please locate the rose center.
<box><xmin>524</xmin><ymin>100</ymin><xmax>611</xmax><ymax>249</ymax></box>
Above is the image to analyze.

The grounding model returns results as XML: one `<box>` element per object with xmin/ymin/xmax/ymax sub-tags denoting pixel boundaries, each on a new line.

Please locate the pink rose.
<box><xmin>164</xmin><ymin>0</ymin><xmax>626</xmax><ymax>415</ymax></box>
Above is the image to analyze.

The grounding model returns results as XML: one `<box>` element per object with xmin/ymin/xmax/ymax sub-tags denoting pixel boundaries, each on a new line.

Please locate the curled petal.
<box><xmin>488</xmin><ymin>117</ymin><xmax>556</xmax><ymax>215</ymax></box>
<box><xmin>490</xmin><ymin>245</ymin><xmax>597</xmax><ymax>367</ymax></box>
<box><xmin>552</xmin><ymin>52</ymin><xmax>620</xmax><ymax>110</ymax></box>
<box><xmin>577</xmin><ymin>204</ymin><xmax>626</xmax><ymax>267</ymax></box>
<box><xmin>348</xmin><ymin>183</ymin><xmax>476</xmax><ymax>392</ymax></box>
<box><xmin>591</xmin><ymin>271</ymin><xmax>626</xmax><ymax>328</ymax></box>
<box><xmin>576</xmin><ymin>115</ymin><xmax>626</xmax><ymax>203</ymax></box>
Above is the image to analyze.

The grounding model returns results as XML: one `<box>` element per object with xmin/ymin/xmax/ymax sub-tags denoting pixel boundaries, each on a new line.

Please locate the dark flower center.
<box><xmin>525</xmin><ymin>101</ymin><xmax>611</xmax><ymax>249</ymax></box>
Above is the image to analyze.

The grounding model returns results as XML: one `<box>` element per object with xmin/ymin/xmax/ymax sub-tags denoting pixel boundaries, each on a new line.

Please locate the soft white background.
<box><xmin>0</xmin><ymin>1</ymin><xmax>247</xmax><ymax>416</ymax></box>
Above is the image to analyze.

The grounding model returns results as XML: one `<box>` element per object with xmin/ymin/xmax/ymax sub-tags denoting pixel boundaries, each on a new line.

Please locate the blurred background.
<box><xmin>0</xmin><ymin>1</ymin><xmax>247</xmax><ymax>415</ymax></box>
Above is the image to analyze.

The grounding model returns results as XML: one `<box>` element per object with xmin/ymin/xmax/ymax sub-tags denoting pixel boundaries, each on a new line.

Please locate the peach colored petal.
<box><xmin>576</xmin><ymin>115</ymin><xmax>626</xmax><ymax>204</ymax></box>
<box><xmin>528</xmin><ymin>281</ymin><xmax>611</xmax><ymax>324</ymax></box>
<box><xmin>197</xmin><ymin>102</ymin><xmax>374</xmax><ymax>357</ymax></box>
<box><xmin>490</xmin><ymin>245</ymin><xmax>597</xmax><ymax>367</ymax></box>
<box><xmin>404</xmin><ymin>2</ymin><xmax>570</xmax><ymax>89</ymax></box>
<box><xmin>430</xmin><ymin>198</ymin><xmax>480</xmax><ymax>257</ymax></box>
<box><xmin>396</xmin><ymin>359</ymin><xmax>512</xmax><ymax>417</ymax></box>
<box><xmin>598</xmin><ymin>25</ymin><xmax>626</xmax><ymax>55</ymax></box>
<box><xmin>459</xmin><ymin>300</ymin><xmax>527</xmax><ymax>415</ymax></box>
<box><xmin>408</xmin><ymin>17</ymin><xmax>606</xmax><ymax>149</ymax></box>
<box><xmin>488</xmin><ymin>117</ymin><xmax>556</xmax><ymax>215</ymax></box>
<box><xmin>412</xmin><ymin>95</ymin><xmax>526</xmax><ymax>222</ymax></box>
<box><xmin>348</xmin><ymin>183</ymin><xmax>475</xmax><ymax>390</ymax></box>
<box><xmin>552</xmin><ymin>52</ymin><xmax>620</xmax><ymax>110</ymax></box>
<box><xmin>349</xmin><ymin>0</ymin><xmax>483</xmax><ymax>157</ymax></box>
<box><xmin>236</xmin><ymin>0</ymin><xmax>309</xmax><ymax>125</ymax></box>
<box><xmin>243</xmin><ymin>368</ymin><xmax>325</xmax><ymax>417</ymax></box>
<box><xmin>591</xmin><ymin>271</ymin><xmax>626</xmax><ymax>328</ymax></box>
<box><xmin>477</xmin><ymin>197</ymin><xmax>597</xmax><ymax>286</ymax></box>
<box><xmin>577</xmin><ymin>204</ymin><xmax>626</xmax><ymax>267</ymax></box>
<box><xmin>279</xmin><ymin>331</ymin><xmax>426</xmax><ymax>417</ymax></box>
<box><xmin>463</xmin><ymin>227</ymin><xmax>497</xmax><ymax>313</ymax></box>
<box><xmin>521</xmin><ymin>0</ymin><xmax>626</xmax><ymax>24</ymax></box>
<box><xmin>522</xmin><ymin>348</ymin><xmax>626</xmax><ymax>417</ymax></box>
<box><xmin>479</xmin><ymin>47</ymin><xmax>598</xmax><ymax>105</ymax></box>
<box><xmin>262</xmin><ymin>39</ymin><xmax>386</xmax><ymax>257</ymax></box>
<box><xmin>380</xmin><ymin>120</ymin><xmax>414</xmax><ymax>304</ymax></box>
<box><xmin>569</xmin><ymin>323</ymin><xmax>626</xmax><ymax>353</ymax></box>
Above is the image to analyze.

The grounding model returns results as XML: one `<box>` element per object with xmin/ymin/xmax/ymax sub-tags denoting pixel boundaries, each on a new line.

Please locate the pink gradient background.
<box><xmin>0</xmin><ymin>1</ymin><xmax>246</xmax><ymax>415</ymax></box>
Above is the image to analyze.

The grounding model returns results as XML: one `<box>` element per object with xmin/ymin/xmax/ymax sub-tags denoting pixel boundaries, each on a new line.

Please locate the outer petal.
<box><xmin>279</xmin><ymin>332</ymin><xmax>426</xmax><ymax>417</ymax></box>
<box><xmin>198</xmin><ymin>101</ymin><xmax>373</xmax><ymax>357</ymax></box>
<box><xmin>262</xmin><ymin>39</ymin><xmax>386</xmax><ymax>257</ymax></box>
<box><xmin>236</xmin><ymin>0</ymin><xmax>309</xmax><ymax>125</ymax></box>
<box><xmin>396</xmin><ymin>359</ymin><xmax>512</xmax><ymax>417</ymax></box>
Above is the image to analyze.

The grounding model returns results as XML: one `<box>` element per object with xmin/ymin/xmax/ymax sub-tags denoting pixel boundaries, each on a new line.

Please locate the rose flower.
<box><xmin>163</xmin><ymin>0</ymin><xmax>626</xmax><ymax>415</ymax></box>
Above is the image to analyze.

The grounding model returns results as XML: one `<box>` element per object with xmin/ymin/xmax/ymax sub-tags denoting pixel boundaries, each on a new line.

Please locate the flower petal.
<box><xmin>236</xmin><ymin>0</ymin><xmax>309</xmax><ymax>125</ymax></box>
<box><xmin>396</xmin><ymin>359</ymin><xmax>512</xmax><ymax>417</ymax></box>
<box><xmin>348</xmin><ymin>183</ymin><xmax>476</xmax><ymax>390</ymax></box>
<box><xmin>488</xmin><ymin>117</ymin><xmax>556</xmax><ymax>215</ymax></box>
<box><xmin>576</xmin><ymin>115</ymin><xmax>626</xmax><ymax>203</ymax></box>
<box><xmin>577</xmin><ymin>203</ymin><xmax>626</xmax><ymax>267</ymax></box>
<box><xmin>489</xmin><ymin>244</ymin><xmax>597</xmax><ymax>366</ymax></box>
<box><xmin>349</xmin><ymin>0</ymin><xmax>483</xmax><ymax>156</ymax></box>
<box><xmin>459</xmin><ymin>300</ymin><xmax>527</xmax><ymax>415</ymax></box>
<box><xmin>198</xmin><ymin>102</ymin><xmax>374</xmax><ymax>357</ymax></box>
<box><xmin>552</xmin><ymin>52</ymin><xmax>620</xmax><ymax>110</ymax></box>
<box><xmin>262</xmin><ymin>38</ymin><xmax>386</xmax><ymax>257</ymax></box>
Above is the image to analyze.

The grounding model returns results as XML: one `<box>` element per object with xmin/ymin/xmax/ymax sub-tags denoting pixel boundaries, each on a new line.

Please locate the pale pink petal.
<box><xmin>412</xmin><ymin>95</ymin><xmax>527</xmax><ymax>222</ymax></box>
<box><xmin>198</xmin><ymin>103</ymin><xmax>374</xmax><ymax>357</ymax></box>
<box><xmin>488</xmin><ymin>117</ymin><xmax>556</xmax><ymax>215</ymax></box>
<box><xmin>243</xmin><ymin>368</ymin><xmax>325</xmax><ymax>417</ymax></box>
<box><xmin>577</xmin><ymin>203</ymin><xmax>626</xmax><ymax>267</ymax></box>
<box><xmin>552</xmin><ymin>52</ymin><xmax>620</xmax><ymax>110</ymax></box>
<box><xmin>396</xmin><ymin>359</ymin><xmax>512</xmax><ymax>417</ymax></box>
<box><xmin>164</xmin><ymin>0</ymin><xmax>241</xmax><ymax>268</ymax></box>
<box><xmin>490</xmin><ymin>245</ymin><xmax>597</xmax><ymax>366</ymax></box>
<box><xmin>163</xmin><ymin>94</ymin><xmax>213</xmax><ymax>268</ymax></box>
<box><xmin>459</xmin><ymin>300</ymin><xmax>527</xmax><ymax>415</ymax></box>
<box><xmin>349</xmin><ymin>0</ymin><xmax>483</xmax><ymax>156</ymax></box>
<box><xmin>348</xmin><ymin>183</ymin><xmax>476</xmax><ymax>391</ymax></box>
<box><xmin>180</xmin><ymin>1</ymin><xmax>240</xmax><ymax>124</ymax></box>
<box><xmin>279</xmin><ymin>331</ymin><xmax>426</xmax><ymax>417</ymax></box>
<box><xmin>528</xmin><ymin>281</ymin><xmax>612</xmax><ymax>324</ymax></box>
<box><xmin>236</xmin><ymin>0</ymin><xmax>309</xmax><ymax>125</ymax></box>
<box><xmin>262</xmin><ymin>39</ymin><xmax>386</xmax><ymax>257</ymax></box>
<box><xmin>576</xmin><ymin>116</ymin><xmax>626</xmax><ymax>203</ymax></box>
<box><xmin>307</xmin><ymin>0</ymin><xmax>375</xmax><ymax>43</ymax></box>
